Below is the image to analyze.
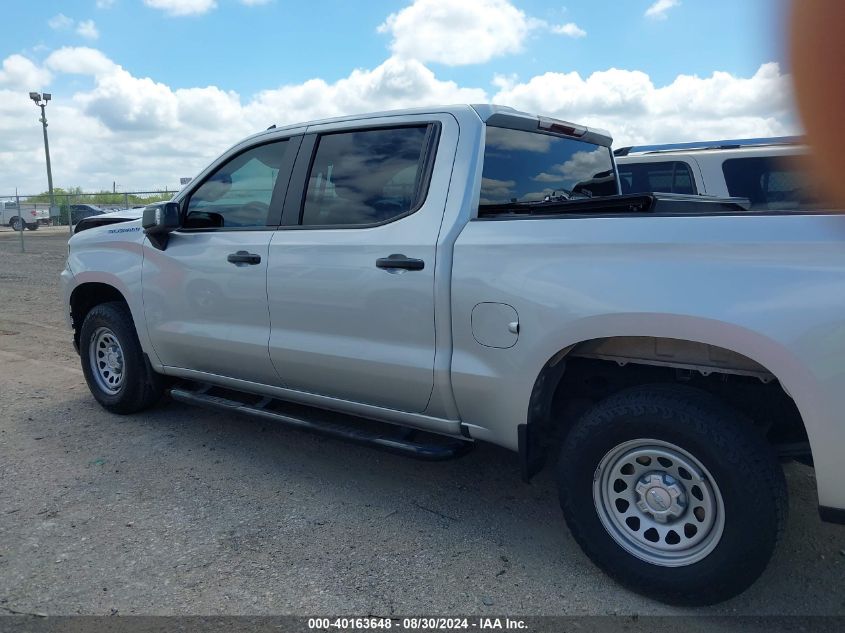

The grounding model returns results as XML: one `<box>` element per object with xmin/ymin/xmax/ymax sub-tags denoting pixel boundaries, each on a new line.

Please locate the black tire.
<box><xmin>558</xmin><ymin>384</ymin><xmax>787</xmax><ymax>606</ymax></box>
<box><xmin>26</xmin><ymin>222</ymin><xmax>38</xmax><ymax>231</ymax></box>
<box><xmin>79</xmin><ymin>301</ymin><xmax>164</xmax><ymax>414</ymax></box>
<box><xmin>9</xmin><ymin>217</ymin><xmax>22</xmax><ymax>231</ymax></box>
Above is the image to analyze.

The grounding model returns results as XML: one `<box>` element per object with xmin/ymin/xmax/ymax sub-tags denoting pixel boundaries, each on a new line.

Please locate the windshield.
<box><xmin>479</xmin><ymin>126</ymin><xmax>617</xmax><ymax>206</ymax></box>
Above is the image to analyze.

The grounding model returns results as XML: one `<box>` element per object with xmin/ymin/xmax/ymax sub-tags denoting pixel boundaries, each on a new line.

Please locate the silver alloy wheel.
<box><xmin>593</xmin><ymin>438</ymin><xmax>725</xmax><ymax>567</ymax></box>
<box><xmin>88</xmin><ymin>326</ymin><xmax>125</xmax><ymax>395</ymax></box>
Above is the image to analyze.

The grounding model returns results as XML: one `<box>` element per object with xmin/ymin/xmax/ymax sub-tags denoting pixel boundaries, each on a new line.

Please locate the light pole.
<box><xmin>29</xmin><ymin>91</ymin><xmax>58</xmax><ymax>230</ymax></box>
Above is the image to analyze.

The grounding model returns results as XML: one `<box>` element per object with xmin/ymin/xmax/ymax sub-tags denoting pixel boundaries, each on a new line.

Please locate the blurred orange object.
<box><xmin>790</xmin><ymin>0</ymin><xmax>845</xmax><ymax>208</ymax></box>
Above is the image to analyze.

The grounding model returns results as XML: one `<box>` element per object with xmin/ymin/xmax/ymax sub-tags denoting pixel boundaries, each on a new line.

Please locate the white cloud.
<box><xmin>248</xmin><ymin>56</ymin><xmax>486</xmax><ymax>125</ymax></box>
<box><xmin>0</xmin><ymin>45</ymin><xmax>799</xmax><ymax>195</ymax></box>
<box><xmin>486</xmin><ymin>125</ymin><xmax>553</xmax><ymax>152</ymax></box>
<box><xmin>48</xmin><ymin>14</ymin><xmax>101</xmax><ymax>39</ymax></box>
<box><xmin>0</xmin><ymin>55</ymin><xmax>52</xmax><ymax>90</ymax></box>
<box><xmin>76</xmin><ymin>20</ymin><xmax>100</xmax><ymax>40</ymax></box>
<box><xmin>0</xmin><ymin>49</ymin><xmax>485</xmax><ymax>192</ymax></box>
<box><xmin>533</xmin><ymin>148</ymin><xmax>610</xmax><ymax>183</ymax></box>
<box><xmin>46</xmin><ymin>47</ymin><xmax>117</xmax><ymax>76</ymax></box>
<box><xmin>492</xmin><ymin>62</ymin><xmax>797</xmax><ymax>146</ymax></box>
<box><xmin>96</xmin><ymin>0</ymin><xmax>117</xmax><ymax>7</ymax></box>
<box><xmin>377</xmin><ymin>0</ymin><xmax>587</xmax><ymax>66</ymax></box>
<box><xmin>645</xmin><ymin>0</ymin><xmax>680</xmax><ymax>20</ymax></box>
<box><xmin>144</xmin><ymin>0</ymin><xmax>217</xmax><ymax>17</ymax></box>
<box><xmin>48</xmin><ymin>14</ymin><xmax>74</xmax><ymax>31</ymax></box>
<box><xmin>479</xmin><ymin>177</ymin><xmax>517</xmax><ymax>205</ymax></box>
<box><xmin>378</xmin><ymin>0</ymin><xmax>540</xmax><ymax>66</ymax></box>
<box><xmin>492</xmin><ymin>73</ymin><xmax>519</xmax><ymax>91</ymax></box>
<box><xmin>551</xmin><ymin>22</ymin><xmax>586</xmax><ymax>38</ymax></box>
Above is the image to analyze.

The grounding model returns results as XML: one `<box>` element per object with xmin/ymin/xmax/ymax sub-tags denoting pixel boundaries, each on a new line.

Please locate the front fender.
<box><xmin>66</xmin><ymin>225</ymin><xmax>158</xmax><ymax>365</ymax></box>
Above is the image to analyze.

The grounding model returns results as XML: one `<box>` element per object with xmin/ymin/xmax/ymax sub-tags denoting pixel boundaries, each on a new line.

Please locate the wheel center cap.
<box><xmin>645</xmin><ymin>486</ymin><xmax>671</xmax><ymax>512</ymax></box>
<box><xmin>635</xmin><ymin>471</ymin><xmax>687</xmax><ymax>522</ymax></box>
<box><xmin>106</xmin><ymin>348</ymin><xmax>121</xmax><ymax>370</ymax></box>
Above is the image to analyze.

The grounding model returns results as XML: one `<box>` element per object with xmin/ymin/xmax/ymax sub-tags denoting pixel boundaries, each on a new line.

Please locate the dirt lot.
<box><xmin>0</xmin><ymin>231</ymin><xmax>843</xmax><ymax>617</ymax></box>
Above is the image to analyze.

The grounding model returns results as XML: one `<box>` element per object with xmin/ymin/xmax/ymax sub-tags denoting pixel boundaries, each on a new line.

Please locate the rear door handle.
<box><xmin>376</xmin><ymin>254</ymin><xmax>425</xmax><ymax>271</ymax></box>
<box><xmin>227</xmin><ymin>251</ymin><xmax>262</xmax><ymax>265</ymax></box>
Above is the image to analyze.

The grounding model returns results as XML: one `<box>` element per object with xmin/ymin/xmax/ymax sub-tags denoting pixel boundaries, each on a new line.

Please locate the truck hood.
<box><xmin>73</xmin><ymin>208</ymin><xmax>145</xmax><ymax>235</ymax></box>
<box><xmin>101</xmin><ymin>208</ymin><xmax>145</xmax><ymax>221</ymax></box>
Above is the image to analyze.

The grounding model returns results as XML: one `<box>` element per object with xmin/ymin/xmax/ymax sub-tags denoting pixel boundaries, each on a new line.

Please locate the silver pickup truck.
<box><xmin>60</xmin><ymin>105</ymin><xmax>845</xmax><ymax>606</ymax></box>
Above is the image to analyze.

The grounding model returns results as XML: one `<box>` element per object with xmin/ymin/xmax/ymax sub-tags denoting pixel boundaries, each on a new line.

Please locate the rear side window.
<box><xmin>722</xmin><ymin>156</ymin><xmax>818</xmax><ymax>210</ymax></box>
<box><xmin>617</xmin><ymin>161</ymin><xmax>697</xmax><ymax>195</ymax></box>
<box><xmin>301</xmin><ymin>125</ymin><xmax>433</xmax><ymax>227</ymax></box>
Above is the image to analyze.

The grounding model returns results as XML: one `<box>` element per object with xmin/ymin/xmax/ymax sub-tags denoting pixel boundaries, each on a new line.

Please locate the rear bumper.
<box><xmin>819</xmin><ymin>506</ymin><xmax>845</xmax><ymax>525</ymax></box>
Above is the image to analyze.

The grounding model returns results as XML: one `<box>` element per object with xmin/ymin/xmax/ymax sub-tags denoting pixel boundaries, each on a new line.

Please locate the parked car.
<box><xmin>61</xmin><ymin>105</ymin><xmax>844</xmax><ymax>606</ymax></box>
<box><xmin>2</xmin><ymin>201</ymin><xmax>51</xmax><ymax>230</ymax></box>
<box><xmin>614</xmin><ymin>136</ymin><xmax>819</xmax><ymax>210</ymax></box>
<box><xmin>68</xmin><ymin>204</ymin><xmax>106</xmax><ymax>226</ymax></box>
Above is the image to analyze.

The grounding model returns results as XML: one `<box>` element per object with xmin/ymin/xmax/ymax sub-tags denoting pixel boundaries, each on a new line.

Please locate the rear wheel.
<box><xmin>26</xmin><ymin>222</ymin><xmax>38</xmax><ymax>231</ymax></box>
<box><xmin>79</xmin><ymin>301</ymin><xmax>164</xmax><ymax>414</ymax></box>
<box><xmin>9</xmin><ymin>217</ymin><xmax>23</xmax><ymax>231</ymax></box>
<box><xmin>558</xmin><ymin>384</ymin><xmax>787</xmax><ymax>605</ymax></box>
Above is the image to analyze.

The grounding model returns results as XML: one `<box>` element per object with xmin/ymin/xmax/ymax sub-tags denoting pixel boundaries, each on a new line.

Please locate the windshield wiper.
<box><xmin>543</xmin><ymin>188</ymin><xmax>593</xmax><ymax>202</ymax></box>
<box><xmin>479</xmin><ymin>189</ymin><xmax>593</xmax><ymax>212</ymax></box>
<box><xmin>478</xmin><ymin>192</ymin><xmax>752</xmax><ymax>219</ymax></box>
<box><xmin>480</xmin><ymin>194</ymin><xmax>592</xmax><ymax>212</ymax></box>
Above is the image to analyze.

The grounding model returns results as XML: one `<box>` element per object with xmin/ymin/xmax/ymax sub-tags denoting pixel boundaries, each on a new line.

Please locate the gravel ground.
<box><xmin>0</xmin><ymin>231</ymin><xmax>843</xmax><ymax>617</ymax></box>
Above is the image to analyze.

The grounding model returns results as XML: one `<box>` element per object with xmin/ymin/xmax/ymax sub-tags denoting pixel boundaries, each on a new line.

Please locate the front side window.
<box><xmin>185</xmin><ymin>139</ymin><xmax>290</xmax><ymax>229</ymax></box>
<box><xmin>301</xmin><ymin>126</ymin><xmax>432</xmax><ymax>226</ymax></box>
<box><xmin>479</xmin><ymin>126</ymin><xmax>617</xmax><ymax>207</ymax></box>
<box><xmin>617</xmin><ymin>161</ymin><xmax>697</xmax><ymax>195</ymax></box>
<box><xmin>722</xmin><ymin>156</ymin><xmax>818</xmax><ymax>210</ymax></box>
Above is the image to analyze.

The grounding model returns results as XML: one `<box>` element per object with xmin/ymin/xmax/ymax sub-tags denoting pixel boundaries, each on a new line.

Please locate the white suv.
<box><xmin>614</xmin><ymin>137</ymin><xmax>818</xmax><ymax>210</ymax></box>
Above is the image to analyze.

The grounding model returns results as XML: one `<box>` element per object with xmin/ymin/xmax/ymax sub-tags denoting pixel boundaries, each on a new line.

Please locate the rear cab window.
<box><xmin>617</xmin><ymin>161</ymin><xmax>697</xmax><ymax>195</ymax></box>
<box><xmin>479</xmin><ymin>126</ymin><xmax>617</xmax><ymax>210</ymax></box>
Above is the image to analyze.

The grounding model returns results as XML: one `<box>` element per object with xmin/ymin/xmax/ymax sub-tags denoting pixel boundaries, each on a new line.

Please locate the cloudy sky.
<box><xmin>1</xmin><ymin>0</ymin><xmax>795</xmax><ymax>193</ymax></box>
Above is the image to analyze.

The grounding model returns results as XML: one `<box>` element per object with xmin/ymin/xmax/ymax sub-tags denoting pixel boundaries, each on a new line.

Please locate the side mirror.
<box><xmin>142</xmin><ymin>202</ymin><xmax>180</xmax><ymax>250</ymax></box>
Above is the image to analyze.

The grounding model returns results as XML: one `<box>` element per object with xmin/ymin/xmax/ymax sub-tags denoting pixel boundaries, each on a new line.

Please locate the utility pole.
<box><xmin>29</xmin><ymin>92</ymin><xmax>59</xmax><ymax>232</ymax></box>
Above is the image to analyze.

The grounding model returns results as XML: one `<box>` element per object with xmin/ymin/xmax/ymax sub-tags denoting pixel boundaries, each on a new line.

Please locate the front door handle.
<box><xmin>227</xmin><ymin>251</ymin><xmax>262</xmax><ymax>265</ymax></box>
<box><xmin>376</xmin><ymin>254</ymin><xmax>425</xmax><ymax>271</ymax></box>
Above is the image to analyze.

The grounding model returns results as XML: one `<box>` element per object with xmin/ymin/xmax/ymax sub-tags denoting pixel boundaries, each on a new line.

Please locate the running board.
<box><xmin>168</xmin><ymin>383</ymin><xmax>473</xmax><ymax>461</ymax></box>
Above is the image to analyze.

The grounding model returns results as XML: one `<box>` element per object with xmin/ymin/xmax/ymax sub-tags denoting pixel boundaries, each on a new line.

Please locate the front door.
<box><xmin>267</xmin><ymin>117</ymin><xmax>456</xmax><ymax>412</ymax></box>
<box><xmin>142</xmin><ymin>136</ymin><xmax>298</xmax><ymax>385</ymax></box>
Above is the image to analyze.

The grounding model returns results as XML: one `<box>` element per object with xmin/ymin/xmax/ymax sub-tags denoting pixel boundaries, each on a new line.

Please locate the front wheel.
<box><xmin>558</xmin><ymin>384</ymin><xmax>787</xmax><ymax>605</ymax></box>
<box><xmin>9</xmin><ymin>217</ymin><xmax>23</xmax><ymax>231</ymax></box>
<box><xmin>79</xmin><ymin>301</ymin><xmax>164</xmax><ymax>414</ymax></box>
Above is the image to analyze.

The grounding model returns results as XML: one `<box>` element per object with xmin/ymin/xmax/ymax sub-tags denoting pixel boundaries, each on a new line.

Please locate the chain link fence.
<box><xmin>0</xmin><ymin>190</ymin><xmax>176</xmax><ymax>249</ymax></box>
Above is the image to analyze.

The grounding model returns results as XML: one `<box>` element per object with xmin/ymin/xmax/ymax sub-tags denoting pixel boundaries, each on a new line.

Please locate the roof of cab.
<box><xmin>252</xmin><ymin>104</ymin><xmax>613</xmax><ymax>147</ymax></box>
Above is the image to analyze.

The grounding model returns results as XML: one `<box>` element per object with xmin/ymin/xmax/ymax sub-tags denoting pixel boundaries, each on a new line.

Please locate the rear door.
<box><xmin>142</xmin><ymin>135</ymin><xmax>300</xmax><ymax>385</ymax></box>
<box><xmin>266</xmin><ymin>115</ymin><xmax>457</xmax><ymax>413</ymax></box>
